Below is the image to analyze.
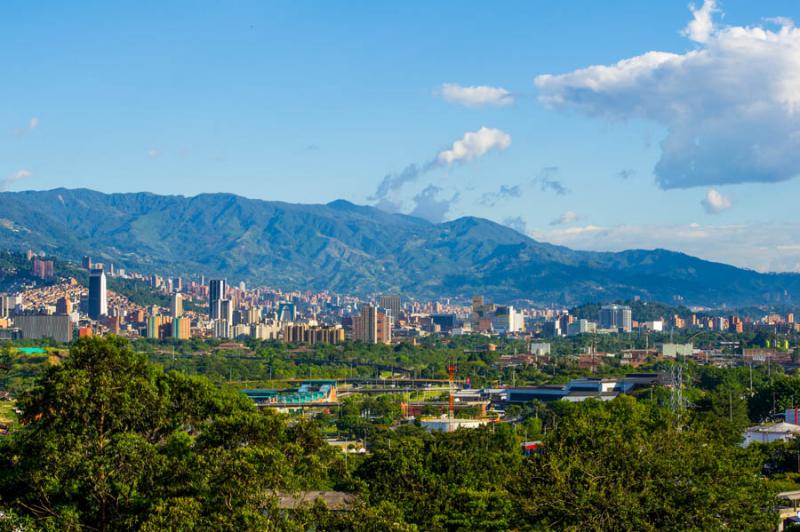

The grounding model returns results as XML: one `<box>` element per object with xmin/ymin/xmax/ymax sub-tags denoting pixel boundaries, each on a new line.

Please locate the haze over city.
<box><xmin>4</xmin><ymin>1</ymin><xmax>800</xmax><ymax>271</ymax></box>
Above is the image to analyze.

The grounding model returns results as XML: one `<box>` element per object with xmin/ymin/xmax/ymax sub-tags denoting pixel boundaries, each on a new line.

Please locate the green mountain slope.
<box><xmin>0</xmin><ymin>188</ymin><xmax>797</xmax><ymax>306</ymax></box>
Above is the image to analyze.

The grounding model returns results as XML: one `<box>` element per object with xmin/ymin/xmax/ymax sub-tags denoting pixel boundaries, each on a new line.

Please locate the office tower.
<box><xmin>173</xmin><ymin>276</ymin><xmax>183</xmax><ymax>292</ymax></box>
<box><xmin>170</xmin><ymin>293</ymin><xmax>184</xmax><ymax>319</ymax></box>
<box><xmin>352</xmin><ymin>304</ymin><xmax>391</xmax><ymax>344</ymax></box>
<box><xmin>277</xmin><ymin>302</ymin><xmax>296</xmax><ymax>323</ymax></box>
<box><xmin>220</xmin><ymin>299</ymin><xmax>233</xmax><ymax>325</ymax></box>
<box><xmin>88</xmin><ymin>267</ymin><xmax>108</xmax><ymax>320</ymax></box>
<box><xmin>208</xmin><ymin>279</ymin><xmax>226</xmax><ymax>319</ymax></box>
<box><xmin>379</xmin><ymin>295</ymin><xmax>402</xmax><ymax>322</ymax></box>
<box><xmin>82</xmin><ymin>256</ymin><xmax>92</xmax><ymax>270</ymax></box>
<box><xmin>599</xmin><ymin>304</ymin><xmax>632</xmax><ymax>332</ymax></box>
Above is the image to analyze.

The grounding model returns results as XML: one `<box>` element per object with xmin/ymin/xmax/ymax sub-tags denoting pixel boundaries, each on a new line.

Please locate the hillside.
<box><xmin>0</xmin><ymin>188</ymin><xmax>798</xmax><ymax>306</ymax></box>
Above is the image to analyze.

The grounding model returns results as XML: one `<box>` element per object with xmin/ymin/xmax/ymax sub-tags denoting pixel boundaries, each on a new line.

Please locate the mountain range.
<box><xmin>0</xmin><ymin>188</ymin><xmax>798</xmax><ymax>306</ymax></box>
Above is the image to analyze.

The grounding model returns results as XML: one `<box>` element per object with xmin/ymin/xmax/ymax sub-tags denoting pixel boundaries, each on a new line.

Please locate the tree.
<box><xmin>513</xmin><ymin>396</ymin><xmax>777</xmax><ymax>530</ymax></box>
<box><xmin>0</xmin><ymin>336</ymin><xmax>342</xmax><ymax>530</ymax></box>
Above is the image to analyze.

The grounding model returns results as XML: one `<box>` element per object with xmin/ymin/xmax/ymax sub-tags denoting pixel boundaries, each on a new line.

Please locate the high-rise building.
<box><xmin>0</xmin><ymin>294</ymin><xmax>19</xmax><ymax>318</ymax></box>
<box><xmin>82</xmin><ymin>256</ymin><xmax>92</xmax><ymax>270</ymax></box>
<box><xmin>220</xmin><ymin>299</ymin><xmax>233</xmax><ymax>325</ymax></box>
<box><xmin>170</xmin><ymin>293</ymin><xmax>183</xmax><ymax>319</ymax></box>
<box><xmin>352</xmin><ymin>304</ymin><xmax>391</xmax><ymax>344</ymax></box>
<box><xmin>88</xmin><ymin>267</ymin><xmax>108</xmax><ymax>320</ymax></box>
<box><xmin>172</xmin><ymin>316</ymin><xmax>191</xmax><ymax>339</ymax></box>
<box><xmin>32</xmin><ymin>258</ymin><xmax>55</xmax><ymax>279</ymax></box>
<box><xmin>599</xmin><ymin>304</ymin><xmax>632</xmax><ymax>332</ymax></box>
<box><xmin>208</xmin><ymin>279</ymin><xmax>226</xmax><ymax>319</ymax></box>
<box><xmin>379</xmin><ymin>295</ymin><xmax>402</xmax><ymax>322</ymax></box>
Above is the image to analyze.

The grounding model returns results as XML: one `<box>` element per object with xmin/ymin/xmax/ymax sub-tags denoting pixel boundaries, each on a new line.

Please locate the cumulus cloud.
<box><xmin>550</xmin><ymin>210</ymin><xmax>579</xmax><ymax>225</ymax></box>
<box><xmin>437</xmin><ymin>127</ymin><xmax>512</xmax><ymax>165</ymax></box>
<box><xmin>480</xmin><ymin>184</ymin><xmax>522</xmax><ymax>206</ymax></box>
<box><xmin>533</xmin><ymin>166</ymin><xmax>569</xmax><ymax>195</ymax></box>
<box><xmin>0</xmin><ymin>169</ymin><xmax>32</xmax><ymax>191</ymax></box>
<box><xmin>535</xmin><ymin>2</ymin><xmax>800</xmax><ymax>189</ymax></box>
<box><xmin>371</xmin><ymin>127</ymin><xmax>511</xmax><ymax>209</ymax></box>
<box><xmin>503</xmin><ymin>216</ymin><xmax>528</xmax><ymax>234</ymax></box>
<box><xmin>701</xmin><ymin>188</ymin><xmax>732</xmax><ymax>214</ymax></box>
<box><xmin>409</xmin><ymin>185</ymin><xmax>459</xmax><ymax>223</ymax></box>
<box><xmin>438</xmin><ymin>83</ymin><xmax>514</xmax><ymax>107</ymax></box>
<box><xmin>683</xmin><ymin>0</ymin><xmax>718</xmax><ymax>43</ymax></box>
<box><xmin>530</xmin><ymin>222</ymin><xmax>800</xmax><ymax>272</ymax></box>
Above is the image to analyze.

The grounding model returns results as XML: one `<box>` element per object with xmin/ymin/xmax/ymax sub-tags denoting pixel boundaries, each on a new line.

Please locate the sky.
<box><xmin>2</xmin><ymin>1</ymin><xmax>800</xmax><ymax>272</ymax></box>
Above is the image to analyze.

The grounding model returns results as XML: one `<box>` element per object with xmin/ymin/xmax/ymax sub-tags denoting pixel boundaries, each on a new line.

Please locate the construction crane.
<box><xmin>448</xmin><ymin>360</ymin><xmax>456</xmax><ymax>432</ymax></box>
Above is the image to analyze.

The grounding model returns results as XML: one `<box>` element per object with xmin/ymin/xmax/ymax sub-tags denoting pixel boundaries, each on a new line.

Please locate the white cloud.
<box><xmin>0</xmin><ymin>169</ymin><xmax>32</xmax><ymax>191</ymax></box>
<box><xmin>700</xmin><ymin>188</ymin><xmax>732</xmax><ymax>214</ymax></box>
<box><xmin>147</xmin><ymin>148</ymin><xmax>161</xmax><ymax>158</ymax></box>
<box><xmin>530</xmin><ymin>222</ymin><xmax>800</xmax><ymax>272</ymax></box>
<box><xmin>437</xmin><ymin>127</ymin><xmax>511</xmax><ymax>165</ymax></box>
<box><xmin>550</xmin><ymin>210</ymin><xmax>579</xmax><ymax>225</ymax></box>
<box><xmin>372</xmin><ymin>127</ymin><xmax>511</xmax><ymax>212</ymax></box>
<box><xmin>409</xmin><ymin>185</ymin><xmax>459</xmax><ymax>223</ymax></box>
<box><xmin>683</xmin><ymin>0</ymin><xmax>718</xmax><ymax>43</ymax></box>
<box><xmin>535</xmin><ymin>5</ymin><xmax>800</xmax><ymax>189</ymax></box>
<box><xmin>439</xmin><ymin>83</ymin><xmax>514</xmax><ymax>107</ymax></box>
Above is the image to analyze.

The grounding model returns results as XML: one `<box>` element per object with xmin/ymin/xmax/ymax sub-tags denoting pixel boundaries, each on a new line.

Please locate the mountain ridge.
<box><xmin>0</xmin><ymin>187</ymin><xmax>797</xmax><ymax>306</ymax></box>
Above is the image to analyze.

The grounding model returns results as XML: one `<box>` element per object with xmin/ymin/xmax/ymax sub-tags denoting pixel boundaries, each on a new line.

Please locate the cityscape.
<box><xmin>4</xmin><ymin>0</ymin><xmax>800</xmax><ymax>530</ymax></box>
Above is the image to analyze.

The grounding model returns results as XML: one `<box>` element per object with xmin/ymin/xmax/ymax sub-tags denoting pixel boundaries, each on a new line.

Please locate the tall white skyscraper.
<box><xmin>89</xmin><ymin>267</ymin><xmax>107</xmax><ymax>319</ymax></box>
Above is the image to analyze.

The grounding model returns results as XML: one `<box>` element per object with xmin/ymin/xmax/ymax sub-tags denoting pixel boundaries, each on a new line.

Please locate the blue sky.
<box><xmin>3</xmin><ymin>1</ymin><xmax>800</xmax><ymax>271</ymax></box>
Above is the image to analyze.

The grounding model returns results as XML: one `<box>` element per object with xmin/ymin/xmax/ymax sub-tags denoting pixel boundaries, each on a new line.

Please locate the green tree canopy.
<box><xmin>0</xmin><ymin>336</ymin><xmax>343</xmax><ymax>530</ymax></box>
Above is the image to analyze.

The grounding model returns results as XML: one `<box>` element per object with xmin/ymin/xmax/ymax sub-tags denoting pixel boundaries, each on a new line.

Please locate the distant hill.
<box><xmin>0</xmin><ymin>188</ymin><xmax>798</xmax><ymax>306</ymax></box>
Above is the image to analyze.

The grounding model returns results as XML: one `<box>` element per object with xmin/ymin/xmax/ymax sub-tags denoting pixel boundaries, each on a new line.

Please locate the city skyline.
<box><xmin>3</xmin><ymin>1</ymin><xmax>800</xmax><ymax>272</ymax></box>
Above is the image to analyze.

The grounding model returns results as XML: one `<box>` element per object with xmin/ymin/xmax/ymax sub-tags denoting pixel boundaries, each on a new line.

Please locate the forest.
<box><xmin>0</xmin><ymin>336</ymin><xmax>795</xmax><ymax>530</ymax></box>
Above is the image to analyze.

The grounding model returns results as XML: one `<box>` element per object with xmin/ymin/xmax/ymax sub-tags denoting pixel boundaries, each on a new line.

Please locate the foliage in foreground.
<box><xmin>0</xmin><ymin>337</ymin><xmax>780</xmax><ymax>531</ymax></box>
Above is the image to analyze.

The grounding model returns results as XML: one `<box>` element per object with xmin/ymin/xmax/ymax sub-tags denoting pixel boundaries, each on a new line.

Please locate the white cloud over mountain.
<box><xmin>371</xmin><ymin>127</ymin><xmax>511</xmax><ymax>214</ymax></box>
<box><xmin>531</xmin><ymin>222</ymin><xmax>800</xmax><ymax>272</ymax></box>
<box><xmin>535</xmin><ymin>1</ymin><xmax>800</xmax><ymax>189</ymax></box>
<box><xmin>0</xmin><ymin>170</ymin><xmax>32</xmax><ymax>191</ymax></box>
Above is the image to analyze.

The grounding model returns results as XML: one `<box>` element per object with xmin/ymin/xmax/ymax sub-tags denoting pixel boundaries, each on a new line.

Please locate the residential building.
<box><xmin>352</xmin><ymin>304</ymin><xmax>391</xmax><ymax>344</ymax></box>
<box><xmin>379</xmin><ymin>295</ymin><xmax>402</xmax><ymax>322</ymax></box>
<box><xmin>170</xmin><ymin>293</ymin><xmax>183</xmax><ymax>319</ymax></box>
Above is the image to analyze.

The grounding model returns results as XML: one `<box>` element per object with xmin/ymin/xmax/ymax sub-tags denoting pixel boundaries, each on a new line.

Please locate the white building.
<box><xmin>566</xmin><ymin>319</ymin><xmax>597</xmax><ymax>336</ymax></box>
<box><xmin>659</xmin><ymin>343</ymin><xmax>694</xmax><ymax>358</ymax></box>
<box><xmin>742</xmin><ymin>422</ymin><xmax>800</xmax><ymax>447</ymax></box>
<box><xmin>529</xmin><ymin>342</ymin><xmax>551</xmax><ymax>356</ymax></box>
